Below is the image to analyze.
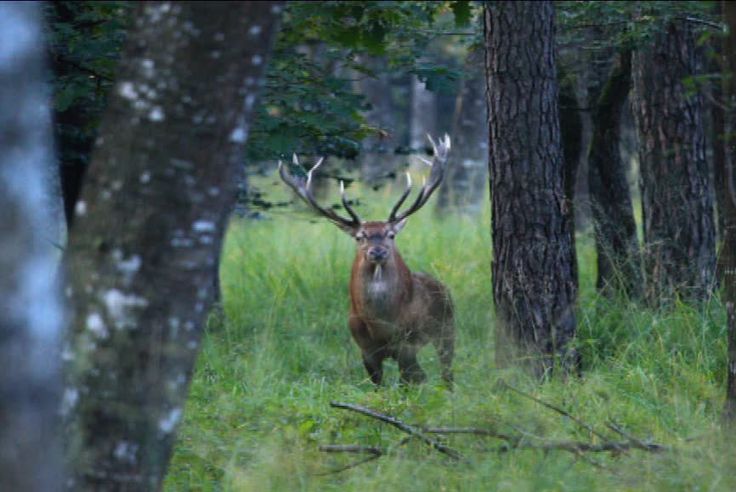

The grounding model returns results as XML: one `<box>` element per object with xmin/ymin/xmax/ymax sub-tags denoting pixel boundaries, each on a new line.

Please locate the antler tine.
<box><xmin>387</xmin><ymin>171</ymin><xmax>413</xmax><ymax>222</ymax></box>
<box><xmin>340</xmin><ymin>180</ymin><xmax>362</xmax><ymax>224</ymax></box>
<box><xmin>427</xmin><ymin>133</ymin><xmax>437</xmax><ymax>155</ymax></box>
<box><xmin>279</xmin><ymin>156</ymin><xmax>361</xmax><ymax>228</ymax></box>
<box><xmin>417</xmin><ymin>156</ymin><xmax>432</xmax><ymax>167</ymax></box>
<box><xmin>306</xmin><ymin>157</ymin><xmax>324</xmax><ymax>187</ymax></box>
<box><xmin>389</xmin><ymin>134</ymin><xmax>451</xmax><ymax>224</ymax></box>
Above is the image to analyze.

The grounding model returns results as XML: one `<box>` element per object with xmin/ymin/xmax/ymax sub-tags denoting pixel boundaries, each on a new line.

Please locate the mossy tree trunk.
<box><xmin>632</xmin><ymin>21</ymin><xmax>716</xmax><ymax>304</ymax></box>
<box><xmin>0</xmin><ymin>4</ymin><xmax>64</xmax><ymax>490</ymax></box>
<box><xmin>484</xmin><ymin>1</ymin><xmax>578</xmax><ymax>376</ymax></box>
<box><xmin>62</xmin><ymin>2</ymin><xmax>282</xmax><ymax>490</ymax></box>
<box><xmin>588</xmin><ymin>50</ymin><xmax>642</xmax><ymax>298</ymax></box>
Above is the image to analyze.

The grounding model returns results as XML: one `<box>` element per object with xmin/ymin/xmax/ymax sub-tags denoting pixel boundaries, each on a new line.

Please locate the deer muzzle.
<box><xmin>366</xmin><ymin>247</ymin><xmax>389</xmax><ymax>264</ymax></box>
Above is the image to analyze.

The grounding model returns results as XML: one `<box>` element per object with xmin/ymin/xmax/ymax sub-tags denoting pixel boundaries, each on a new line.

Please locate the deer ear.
<box><xmin>392</xmin><ymin>218</ymin><xmax>408</xmax><ymax>234</ymax></box>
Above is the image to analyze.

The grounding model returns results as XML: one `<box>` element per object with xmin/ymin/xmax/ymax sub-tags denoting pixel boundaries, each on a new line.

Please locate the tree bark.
<box><xmin>436</xmin><ymin>47</ymin><xmax>488</xmax><ymax>216</ymax></box>
<box><xmin>632</xmin><ymin>21</ymin><xmax>716</xmax><ymax>304</ymax></box>
<box><xmin>588</xmin><ymin>50</ymin><xmax>642</xmax><ymax>298</ymax></box>
<box><xmin>559</xmin><ymin>70</ymin><xmax>583</xmax><ymax>290</ymax></box>
<box><xmin>720</xmin><ymin>0</ymin><xmax>736</xmax><ymax>423</ymax></box>
<box><xmin>485</xmin><ymin>1</ymin><xmax>578</xmax><ymax>376</ymax></box>
<box><xmin>62</xmin><ymin>2</ymin><xmax>282</xmax><ymax>490</ymax></box>
<box><xmin>0</xmin><ymin>3</ymin><xmax>64</xmax><ymax>490</ymax></box>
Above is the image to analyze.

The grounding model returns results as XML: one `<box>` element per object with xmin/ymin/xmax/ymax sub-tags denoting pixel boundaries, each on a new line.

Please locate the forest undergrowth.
<box><xmin>165</xmin><ymin>179</ymin><xmax>735</xmax><ymax>491</ymax></box>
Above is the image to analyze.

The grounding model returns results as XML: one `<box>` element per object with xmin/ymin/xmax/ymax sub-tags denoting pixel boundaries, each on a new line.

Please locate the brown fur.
<box><xmin>347</xmin><ymin>222</ymin><xmax>454</xmax><ymax>385</ymax></box>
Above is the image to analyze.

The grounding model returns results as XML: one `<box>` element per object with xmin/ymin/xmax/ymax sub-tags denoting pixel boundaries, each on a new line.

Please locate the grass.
<box><xmin>165</xmin><ymin>178</ymin><xmax>735</xmax><ymax>491</ymax></box>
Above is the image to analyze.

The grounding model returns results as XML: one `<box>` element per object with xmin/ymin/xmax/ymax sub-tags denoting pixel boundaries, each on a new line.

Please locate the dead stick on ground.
<box><xmin>498</xmin><ymin>381</ymin><xmax>614</xmax><ymax>444</ymax></box>
<box><xmin>606</xmin><ymin>422</ymin><xmax>666</xmax><ymax>452</ymax></box>
<box><xmin>330</xmin><ymin>401</ymin><xmax>464</xmax><ymax>460</ymax></box>
<box><xmin>487</xmin><ymin>439</ymin><xmax>664</xmax><ymax>454</ymax></box>
<box><xmin>422</xmin><ymin>427</ymin><xmax>517</xmax><ymax>442</ymax></box>
<box><xmin>319</xmin><ymin>444</ymin><xmax>382</xmax><ymax>455</ymax></box>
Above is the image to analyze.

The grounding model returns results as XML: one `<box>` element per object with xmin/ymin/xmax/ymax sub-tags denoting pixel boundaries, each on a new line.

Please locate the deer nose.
<box><xmin>367</xmin><ymin>248</ymin><xmax>389</xmax><ymax>262</ymax></box>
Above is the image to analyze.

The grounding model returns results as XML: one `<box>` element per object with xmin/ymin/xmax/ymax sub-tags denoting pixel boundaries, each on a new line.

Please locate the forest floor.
<box><xmin>165</xmin><ymin>179</ymin><xmax>734</xmax><ymax>491</ymax></box>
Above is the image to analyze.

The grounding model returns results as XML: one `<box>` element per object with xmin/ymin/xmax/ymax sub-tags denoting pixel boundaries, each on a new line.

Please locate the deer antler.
<box><xmin>387</xmin><ymin>133</ymin><xmax>451</xmax><ymax>223</ymax></box>
<box><xmin>279</xmin><ymin>154</ymin><xmax>362</xmax><ymax>230</ymax></box>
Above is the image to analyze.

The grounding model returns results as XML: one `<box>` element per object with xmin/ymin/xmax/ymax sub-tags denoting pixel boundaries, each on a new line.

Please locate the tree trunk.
<box><xmin>0</xmin><ymin>3</ymin><xmax>64</xmax><ymax>490</ymax></box>
<box><xmin>357</xmin><ymin>60</ymin><xmax>410</xmax><ymax>186</ymax></box>
<box><xmin>559</xmin><ymin>70</ymin><xmax>583</xmax><ymax>290</ymax></box>
<box><xmin>410</xmin><ymin>74</ymin><xmax>438</xmax><ymax>152</ymax></box>
<box><xmin>485</xmin><ymin>1</ymin><xmax>578</xmax><ymax>376</ymax></box>
<box><xmin>62</xmin><ymin>2</ymin><xmax>282</xmax><ymax>490</ymax></box>
<box><xmin>588</xmin><ymin>50</ymin><xmax>642</xmax><ymax>297</ymax></box>
<box><xmin>720</xmin><ymin>0</ymin><xmax>736</xmax><ymax>423</ymax></box>
<box><xmin>436</xmin><ymin>47</ymin><xmax>488</xmax><ymax>216</ymax></box>
<box><xmin>713</xmin><ymin>52</ymin><xmax>728</xmax><ymax>245</ymax></box>
<box><xmin>632</xmin><ymin>21</ymin><xmax>716</xmax><ymax>304</ymax></box>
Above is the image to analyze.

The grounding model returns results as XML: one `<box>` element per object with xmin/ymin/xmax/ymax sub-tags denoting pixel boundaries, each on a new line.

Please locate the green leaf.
<box><xmin>450</xmin><ymin>1</ymin><xmax>472</xmax><ymax>28</ymax></box>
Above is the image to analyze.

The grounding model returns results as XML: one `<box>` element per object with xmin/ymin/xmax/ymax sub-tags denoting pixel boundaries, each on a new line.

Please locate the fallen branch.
<box><xmin>606</xmin><ymin>422</ymin><xmax>667</xmax><ymax>452</ymax></box>
<box><xmin>321</xmin><ymin>397</ymin><xmax>667</xmax><ymax>472</ymax></box>
<box><xmin>318</xmin><ymin>444</ymin><xmax>382</xmax><ymax>455</ymax></box>
<box><xmin>489</xmin><ymin>439</ymin><xmax>666</xmax><ymax>455</ymax></box>
<box><xmin>329</xmin><ymin>401</ymin><xmax>463</xmax><ymax>460</ymax></box>
<box><xmin>498</xmin><ymin>380</ymin><xmax>612</xmax><ymax>443</ymax></box>
<box><xmin>423</xmin><ymin>426</ymin><xmax>517</xmax><ymax>443</ymax></box>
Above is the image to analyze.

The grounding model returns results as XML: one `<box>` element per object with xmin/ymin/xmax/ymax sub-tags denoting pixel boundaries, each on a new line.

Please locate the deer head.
<box><xmin>278</xmin><ymin>134</ymin><xmax>452</xmax><ymax>258</ymax></box>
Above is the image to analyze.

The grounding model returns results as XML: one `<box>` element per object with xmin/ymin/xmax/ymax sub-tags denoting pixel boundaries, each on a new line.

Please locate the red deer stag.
<box><xmin>279</xmin><ymin>135</ymin><xmax>454</xmax><ymax>385</ymax></box>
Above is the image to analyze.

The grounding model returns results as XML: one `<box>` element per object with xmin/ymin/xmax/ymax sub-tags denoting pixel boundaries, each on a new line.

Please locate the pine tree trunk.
<box><xmin>632</xmin><ymin>21</ymin><xmax>716</xmax><ymax>304</ymax></box>
<box><xmin>559</xmin><ymin>70</ymin><xmax>583</xmax><ymax>290</ymax></box>
<box><xmin>588</xmin><ymin>50</ymin><xmax>642</xmax><ymax>297</ymax></box>
<box><xmin>484</xmin><ymin>1</ymin><xmax>578</xmax><ymax>375</ymax></box>
<box><xmin>62</xmin><ymin>3</ymin><xmax>282</xmax><ymax>490</ymax></box>
<box><xmin>0</xmin><ymin>3</ymin><xmax>64</xmax><ymax>490</ymax></box>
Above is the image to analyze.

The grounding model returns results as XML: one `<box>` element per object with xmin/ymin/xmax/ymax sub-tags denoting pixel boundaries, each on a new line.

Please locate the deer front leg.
<box><xmin>397</xmin><ymin>346</ymin><xmax>426</xmax><ymax>384</ymax></box>
<box><xmin>349</xmin><ymin>314</ymin><xmax>386</xmax><ymax>385</ymax></box>
<box><xmin>362</xmin><ymin>350</ymin><xmax>384</xmax><ymax>385</ymax></box>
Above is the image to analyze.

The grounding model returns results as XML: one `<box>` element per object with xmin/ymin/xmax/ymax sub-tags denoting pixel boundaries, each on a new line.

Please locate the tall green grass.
<box><xmin>165</xmin><ymin>179</ymin><xmax>734</xmax><ymax>491</ymax></box>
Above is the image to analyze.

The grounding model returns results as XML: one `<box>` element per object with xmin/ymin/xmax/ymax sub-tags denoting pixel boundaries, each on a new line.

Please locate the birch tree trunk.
<box><xmin>0</xmin><ymin>3</ymin><xmax>64</xmax><ymax>491</ymax></box>
<box><xmin>485</xmin><ymin>1</ymin><xmax>578</xmax><ymax>375</ymax></box>
<box><xmin>62</xmin><ymin>2</ymin><xmax>282</xmax><ymax>490</ymax></box>
<box><xmin>633</xmin><ymin>21</ymin><xmax>716</xmax><ymax>304</ymax></box>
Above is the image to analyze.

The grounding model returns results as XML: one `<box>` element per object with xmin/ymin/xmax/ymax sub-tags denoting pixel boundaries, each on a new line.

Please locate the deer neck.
<box><xmin>351</xmin><ymin>252</ymin><xmax>412</xmax><ymax>320</ymax></box>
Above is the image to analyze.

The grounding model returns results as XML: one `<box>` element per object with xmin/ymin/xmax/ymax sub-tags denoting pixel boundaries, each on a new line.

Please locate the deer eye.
<box><xmin>387</xmin><ymin>231</ymin><xmax>395</xmax><ymax>239</ymax></box>
<box><xmin>355</xmin><ymin>233</ymin><xmax>365</xmax><ymax>242</ymax></box>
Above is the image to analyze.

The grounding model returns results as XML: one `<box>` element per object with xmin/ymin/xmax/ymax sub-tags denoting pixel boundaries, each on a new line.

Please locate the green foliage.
<box><xmin>449</xmin><ymin>1</ymin><xmax>473</xmax><ymax>28</ymax></box>
<box><xmin>44</xmin><ymin>1</ymin><xmax>130</xmax><ymax>168</ymax></box>
<box><xmin>557</xmin><ymin>0</ymin><xmax>719</xmax><ymax>51</ymax></box>
<box><xmin>165</xmin><ymin>178</ymin><xmax>733</xmax><ymax>491</ymax></box>
<box><xmin>44</xmin><ymin>1</ymin><xmax>477</xmax><ymax>170</ymax></box>
<box><xmin>246</xmin><ymin>1</ymin><xmax>479</xmax><ymax>162</ymax></box>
